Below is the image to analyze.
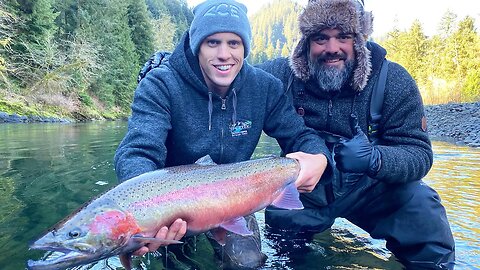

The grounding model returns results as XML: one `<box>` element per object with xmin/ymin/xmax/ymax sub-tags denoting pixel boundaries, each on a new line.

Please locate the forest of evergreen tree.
<box><xmin>0</xmin><ymin>0</ymin><xmax>478</xmax><ymax>120</ymax></box>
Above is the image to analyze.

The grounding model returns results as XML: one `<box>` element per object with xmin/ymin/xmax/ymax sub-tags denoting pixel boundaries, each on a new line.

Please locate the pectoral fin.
<box><xmin>271</xmin><ymin>183</ymin><xmax>304</xmax><ymax>210</ymax></box>
<box><xmin>220</xmin><ymin>216</ymin><xmax>252</xmax><ymax>236</ymax></box>
<box><xmin>209</xmin><ymin>217</ymin><xmax>253</xmax><ymax>246</ymax></box>
<box><xmin>119</xmin><ymin>253</ymin><xmax>133</xmax><ymax>270</ymax></box>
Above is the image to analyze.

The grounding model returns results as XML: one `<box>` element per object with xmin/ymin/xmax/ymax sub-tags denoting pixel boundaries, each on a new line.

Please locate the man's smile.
<box><xmin>214</xmin><ymin>64</ymin><xmax>234</xmax><ymax>72</ymax></box>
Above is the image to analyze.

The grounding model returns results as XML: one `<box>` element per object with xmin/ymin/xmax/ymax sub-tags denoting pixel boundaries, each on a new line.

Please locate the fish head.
<box><xmin>27</xmin><ymin>198</ymin><xmax>141</xmax><ymax>270</ymax></box>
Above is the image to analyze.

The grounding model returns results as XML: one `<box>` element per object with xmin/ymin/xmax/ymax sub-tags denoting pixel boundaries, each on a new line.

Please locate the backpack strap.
<box><xmin>288</xmin><ymin>70</ymin><xmax>307</xmax><ymax>116</ymax></box>
<box><xmin>137</xmin><ymin>51</ymin><xmax>171</xmax><ymax>83</ymax></box>
<box><xmin>368</xmin><ymin>58</ymin><xmax>388</xmax><ymax>142</ymax></box>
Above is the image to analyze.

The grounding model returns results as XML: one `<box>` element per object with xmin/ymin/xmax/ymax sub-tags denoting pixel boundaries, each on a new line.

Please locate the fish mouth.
<box><xmin>27</xmin><ymin>250</ymin><xmax>95</xmax><ymax>270</ymax></box>
<box><xmin>27</xmin><ymin>245</ymin><xmax>103</xmax><ymax>270</ymax></box>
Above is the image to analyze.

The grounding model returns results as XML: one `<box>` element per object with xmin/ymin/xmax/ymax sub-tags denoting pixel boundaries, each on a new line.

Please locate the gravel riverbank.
<box><xmin>1</xmin><ymin>102</ymin><xmax>479</xmax><ymax>147</ymax></box>
<box><xmin>425</xmin><ymin>102</ymin><xmax>480</xmax><ymax>148</ymax></box>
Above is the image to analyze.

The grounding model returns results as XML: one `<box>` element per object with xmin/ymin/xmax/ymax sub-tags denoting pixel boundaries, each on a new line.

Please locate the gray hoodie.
<box><xmin>114</xmin><ymin>32</ymin><xmax>330</xmax><ymax>181</ymax></box>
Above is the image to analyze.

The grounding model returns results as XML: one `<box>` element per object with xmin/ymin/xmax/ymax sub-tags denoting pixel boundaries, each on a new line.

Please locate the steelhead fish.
<box><xmin>27</xmin><ymin>156</ymin><xmax>303</xmax><ymax>270</ymax></box>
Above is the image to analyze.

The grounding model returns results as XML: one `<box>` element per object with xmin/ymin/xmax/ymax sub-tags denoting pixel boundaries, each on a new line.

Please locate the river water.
<box><xmin>0</xmin><ymin>121</ymin><xmax>478</xmax><ymax>270</ymax></box>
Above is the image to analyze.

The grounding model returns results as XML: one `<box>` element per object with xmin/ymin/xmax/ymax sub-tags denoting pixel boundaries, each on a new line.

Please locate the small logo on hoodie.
<box><xmin>230</xmin><ymin>120</ymin><xmax>252</xmax><ymax>137</ymax></box>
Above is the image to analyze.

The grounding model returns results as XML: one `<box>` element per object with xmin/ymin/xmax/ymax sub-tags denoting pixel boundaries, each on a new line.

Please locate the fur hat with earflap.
<box><xmin>290</xmin><ymin>0</ymin><xmax>374</xmax><ymax>91</ymax></box>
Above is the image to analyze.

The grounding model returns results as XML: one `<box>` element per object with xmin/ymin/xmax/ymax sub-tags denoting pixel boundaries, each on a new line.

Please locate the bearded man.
<box><xmin>259</xmin><ymin>0</ymin><xmax>455</xmax><ymax>269</ymax></box>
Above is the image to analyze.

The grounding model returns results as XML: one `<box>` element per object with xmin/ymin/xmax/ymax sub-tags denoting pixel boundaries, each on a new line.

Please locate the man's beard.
<box><xmin>308</xmin><ymin>55</ymin><xmax>355</xmax><ymax>92</ymax></box>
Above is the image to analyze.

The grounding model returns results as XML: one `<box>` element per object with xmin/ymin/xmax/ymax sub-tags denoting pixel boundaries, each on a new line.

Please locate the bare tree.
<box><xmin>0</xmin><ymin>3</ymin><xmax>16</xmax><ymax>88</ymax></box>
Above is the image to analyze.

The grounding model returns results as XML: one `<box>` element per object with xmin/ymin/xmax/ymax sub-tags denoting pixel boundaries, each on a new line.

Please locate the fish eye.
<box><xmin>68</xmin><ymin>228</ymin><xmax>82</xmax><ymax>239</ymax></box>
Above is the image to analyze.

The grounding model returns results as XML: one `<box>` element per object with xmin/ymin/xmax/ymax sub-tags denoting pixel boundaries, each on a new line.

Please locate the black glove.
<box><xmin>137</xmin><ymin>51</ymin><xmax>171</xmax><ymax>83</ymax></box>
<box><xmin>334</xmin><ymin>125</ymin><xmax>381</xmax><ymax>177</ymax></box>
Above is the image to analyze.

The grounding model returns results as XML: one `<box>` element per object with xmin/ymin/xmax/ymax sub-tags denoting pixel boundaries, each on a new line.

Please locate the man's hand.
<box><xmin>132</xmin><ymin>218</ymin><xmax>187</xmax><ymax>256</ymax></box>
<box><xmin>286</xmin><ymin>152</ymin><xmax>328</xmax><ymax>193</ymax></box>
<box><xmin>333</xmin><ymin>125</ymin><xmax>381</xmax><ymax>177</ymax></box>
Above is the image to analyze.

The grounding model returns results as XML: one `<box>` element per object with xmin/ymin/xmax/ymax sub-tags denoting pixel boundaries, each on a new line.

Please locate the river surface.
<box><xmin>0</xmin><ymin>121</ymin><xmax>478</xmax><ymax>270</ymax></box>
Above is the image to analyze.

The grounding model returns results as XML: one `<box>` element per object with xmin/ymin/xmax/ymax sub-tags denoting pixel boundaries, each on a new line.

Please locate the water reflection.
<box><xmin>0</xmin><ymin>122</ymin><xmax>478</xmax><ymax>270</ymax></box>
<box><xmin>426</xmin><ymin>142</ymin><xmax>480</xmax><ymax>268</ymax></box>
<box><xmin>0</xmin><ymin>123</ymin><xmax>122</xmax><ymax>270</ymax></box>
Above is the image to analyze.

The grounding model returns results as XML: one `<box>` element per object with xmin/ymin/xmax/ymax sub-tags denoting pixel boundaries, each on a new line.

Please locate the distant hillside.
<box><xmin>1</xmin><ymin>0</ymin><xmax>477</xmax><ymax>121</ymax></box>
<box><xmin>249</xmin><ymin>0</ymin><xmax>303</xmax><ymax>64</ymax></box>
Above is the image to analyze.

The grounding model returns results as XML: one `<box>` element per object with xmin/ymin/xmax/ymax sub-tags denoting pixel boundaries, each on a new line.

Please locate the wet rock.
<box><xmin>425</xmin><ymin>102</ymin><xmax>480</xmax><ymax>148</ymax></box>
<box><xmin>0</xmin><ymin>112</ymin><xmax>72</xmax><ymax>124</ymax></box>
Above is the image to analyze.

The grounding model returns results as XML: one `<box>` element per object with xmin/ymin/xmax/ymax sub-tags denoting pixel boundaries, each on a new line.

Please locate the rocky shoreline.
<box><xmin>1</xmin><ymin>102</ymin><xmax>479</xmax><ymax>147</ymax></box>
<box><xmin>0</xmin><ymin>112</ymin><xmax>73</xmax><ymax>123</ymax></box>
<box><xmin>424</xmin><ymin>102</ymin><xmax>480</xmax><ymax>148</ymax></box>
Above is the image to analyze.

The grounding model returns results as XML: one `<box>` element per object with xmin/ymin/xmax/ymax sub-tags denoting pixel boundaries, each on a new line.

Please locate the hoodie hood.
<box><xmin>290</xmin><ymin>0</ymin><xmax>374</xmax><ymax>91</ymax></box>
<box><xmin>168</xmin><ymin>31</ymin><xmax>247</xmax><ymax>130</ymax></box>
<box><xmin>168</xmin><ymin>32</ymin><xmax>209</xmax><ymax>92</ymax></box>
<box><xmin>169</xmin><ymin>31</ymin><xmax>248</xmax><ymax>95</ymax></box>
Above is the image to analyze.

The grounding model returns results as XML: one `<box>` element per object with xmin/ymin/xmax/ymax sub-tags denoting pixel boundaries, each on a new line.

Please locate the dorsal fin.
<box><xmin>195</xmin><ymin>155</ymin><xmax>217</xmax><ymax>166</ymax></box>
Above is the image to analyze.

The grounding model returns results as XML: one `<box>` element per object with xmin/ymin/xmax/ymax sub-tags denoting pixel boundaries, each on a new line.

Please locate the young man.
<box><xmin>114</xmin><ymin>0</ymin><xmax>330</xmax><ymax>268</ymax></box>
<box><xmin>259</xmin><ymin>0</ymin><xmax>456</xmax><ymax>269</ymax></box>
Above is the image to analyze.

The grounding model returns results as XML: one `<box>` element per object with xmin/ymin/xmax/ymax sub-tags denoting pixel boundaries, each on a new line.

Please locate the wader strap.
<box><xmin>368</xmin><ymin>59</ymin><xmax>389</xmax><ymax>143</ymax></box>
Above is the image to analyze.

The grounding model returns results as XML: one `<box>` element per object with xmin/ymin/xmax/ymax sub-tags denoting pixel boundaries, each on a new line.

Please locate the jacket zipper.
<box><xmin>220</xmin><ymin>97</ymin><xmax>227</xmax><ymax>161</ymax></box>
<box><xmin>327</xmin><ymin>99</ymin><xmax>333</xmax><ymax>130</ymax></box>
<box><xmin>221</xmin><ymin>98</ymin><xmax>227</xmax><ymax>110</ymax></box>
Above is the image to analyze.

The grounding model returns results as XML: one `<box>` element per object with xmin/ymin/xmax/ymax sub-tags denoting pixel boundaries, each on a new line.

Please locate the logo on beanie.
<box><xmin>204</xmin><ymin>4</ymin><xmax>241</xmax><ymax>18</ymax></box>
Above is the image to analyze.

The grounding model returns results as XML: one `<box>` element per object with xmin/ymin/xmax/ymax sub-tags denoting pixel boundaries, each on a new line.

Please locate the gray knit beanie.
<box><xmin>189</xmin><ymin>0</ymin><xmax>252</xmax><ymax>57</ymax></box>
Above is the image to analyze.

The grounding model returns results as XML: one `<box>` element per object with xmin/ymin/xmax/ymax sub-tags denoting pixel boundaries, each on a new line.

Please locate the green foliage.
<box><xmin>1</xmin><ymin>0</ymin><xmax>478</xmax><ymax>120</ymax></box>
<box><xmin>53</xmin><ymin>0</ymin><xmax>79</xmax><ymax>40</ymax></box>
<box><xmin>0</xmin><ymin>3</ymin><xmax>14</xmax><ymax>87</ymax></box>
<box><xmin>128</xmin><ymin>0</ymin><xmax>155</xmax><ymax>64</ymax></box>
<box><xmin>76</xmin><ymin>0</ymin><xmax>139</xmax><ymax>108</ymax></box>
<box><xmin>12</xmin><ymin>0</ymin><xmax>58</xmax><ymax>53</ymax></box>
<box><xmin>249</xmin><ymin>0</ymin><xmax>302</xmax><ymax>64</ymax></box>
<box><xmin>78</xmin><ymin>91</ymin><xmax>93</xmax><ymax>107</ymax></box>
<box><xmin>146</xmin><ymin>0</ymin><xmax>192</xmax><ymax>44</ymax></box>
<box><xmin>462</xmin><ymin>69</ymin><xmax>480</xmax><ymax>102</ymax></box>
<box><xmin>151</xmin><ymin>14</ymin><xmax>177</xmax><ymax>51</ymax></box>
<box><xmin>0</xmin><ymin>98</ymin><xmax>56</xmax><ymax>117</ymax></box>
<box><xmin>380</xmin><ymin>11</ymin><xmax>480</xmax><ymax>104</ymax></box>
<box><xmin>1</xmin><ymin>0</ymin><xmax>190</xmax><ymax>120</ymax></box>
